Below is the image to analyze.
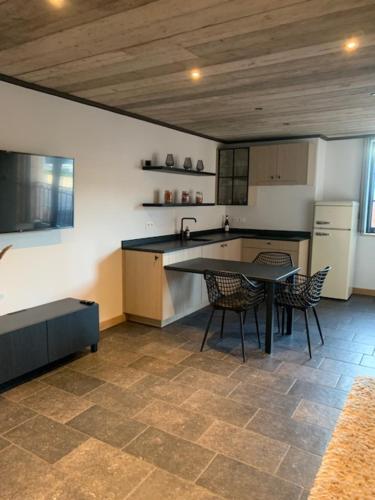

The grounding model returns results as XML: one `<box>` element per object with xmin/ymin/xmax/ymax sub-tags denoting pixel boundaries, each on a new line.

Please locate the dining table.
<box><xmin>164</xmin><ymin>257</ymin><xmax>300</xmax><ymax>354</ymax></box>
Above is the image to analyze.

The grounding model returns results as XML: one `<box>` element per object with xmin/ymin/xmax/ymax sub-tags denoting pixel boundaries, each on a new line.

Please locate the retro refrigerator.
<box><xmin>310</xmin><ymin>201</ymin><xmax>359</xmax><ymax>300</ymax></box>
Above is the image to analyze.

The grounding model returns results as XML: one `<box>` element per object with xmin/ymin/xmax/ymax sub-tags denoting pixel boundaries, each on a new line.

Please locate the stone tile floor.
<box><xmin>0</xmin><ymin>295</ymin><xmax>374</xmax><ymax>499</ymax></box>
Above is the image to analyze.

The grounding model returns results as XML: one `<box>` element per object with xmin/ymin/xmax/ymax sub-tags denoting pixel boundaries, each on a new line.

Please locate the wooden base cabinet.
<box><xmin>242</xmin><ymin>239</ymin><xmax>309</xmax><ymax>275</ymax></box>
<box><xmin>123</xmin><ymin>248</ymin><xmax>205</xmax><ymax>326</ymax></box>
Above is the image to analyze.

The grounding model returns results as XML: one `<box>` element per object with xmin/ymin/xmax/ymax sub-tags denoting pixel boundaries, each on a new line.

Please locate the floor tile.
<box><xmin>336</xmin><ymin>374</ymin><xmax>355</xmax><ymax>391</ymax></box>
<box><xmin>276</xmin><ymin>447</ymin><xmax>322</xmax><ymax>489</ymax></box>
<box><xmin>198</xmin><ymin>420</ymin><xmax>289</xmax><ymax>474</ymax></box>
<box><xmin>319</xmin><ymin>358</ymin><xmax>375</xmax><ymax>377</ymax></box>
<box><xmin>247</xmin><ymin>409</ymin><xmax>331</xmax><ymax>456</ymax></box>
<box><xmin>1</xmin><ymin>380</ymin><xmax>46</xmax><ymax>402</ymax></box>
<box><xmin>67</xmin><ymin>405</ymin><xmax>147</xmax><ymax>448</ymax></box>
<box><xmin>43</xmin><ymin>368</ymin><xmax>105</xmax><ymax>396</ymax></box>
<box><xmin>56</xmin><ymin>438</ymin><xmax>153</xmax><ymax>498</ymax></box>
<box><xmin>4</xmin><ymin>415</ymin><xmax>88</xmax><ymax>463</ymax></box>
<box><xmin>287</xmin><ymin>380</ymin><xmax>347</xmax><ymax>409</ymax></box>
<box><xmin>129</xmin><ymin>355</ymin><xmax>186</xmax><ymax>379</ymax></box>
<box><xmin>312</xmin><ymin>345</ymin><xmax>363</xmax><ymax>364</ymax></box>
<box><xmin>323</xmin><ymin>337</ymin><xmax>374</xmax><ymax>355</ymax></box>
<box><xmin>0</xmin><ymin>397</ymin><xmax>35</xmax><ymax>433</ymax></box>
<box><xmin>276</xmin><ymin>362</ymin><xmax>340</xmax><ymax>387</ymax></box>
<box><xmin>0</xmin><ymin>445</ymin><xmax>67</xmax><ymax>500</ymax></box>
<box><xmin>180</xmin><ymin>353</ymin><xmax>237</xmax><ymax>377</ymax></box>
<box><xmin>230</xmin><ymin>365</ymin><xmax>295</xmax><ymax>393</ymax></box>
<box><xmin>86</xmin><ymin>361</ymin><xmax>147</xmax><ymax>388</ymax></box>
<box><xmin>181</xmin><ymin>389</ymin><xmax>257</xmax><ymax>427</ymax></box>
<box><xmin>85</xmin><ymin>383</ymin><xmax>151</xmax><ymax>418</ymax></box>
<box><xmin>229</xmin><ymin>381</ymin><xmax>300</xmax><ymax>417</ymax></box>
<box><xmin>173</xmin><ymin>367</ymin><xmax>240</xmax><ymax>396</ymax></box>
<box><xmin>292</xmin><ymin>399</ymin><xmax>340</xmax><ymax>430</ymax></box>
<box><xmin>228</xmin><ymin>350</ymin><xmax>283</xmax><ymax>372</ymax></box>
<box><xmin>129</xmin><ymin>468</ymin><xmax>220</xmax><ymax>499</ymax></box>
<box><xmin>125</xmin><ymin>426</ymin><xmax>214</xmax><ymax>481</ymax></box>
<box><xmin>197</xmin><ymin>454</ymin><xmax>302</xmax><ymax>500</ymax></box>
<box><xmin>128</xmin><ymin>374</ymin><xmax>196</xmax><ymax>405</ymax></box>
<box><xmin>21</xmin><ymin>385</ymin><xmax>93</xmax><ymax>423</ymax></box>
<box><xmin>135</xmin><ymin>399</ymin><xmax>213</xmax><ymax>441</ymax></box>
<box><xmin>140</xmin><ymin>341</ymin><xmax>191</xmax><ymax>363</ymax></box>
<box><xmin>360</xmin><ymin>354</ymin><xmax>375</xmax><ymax>368</ymax></box>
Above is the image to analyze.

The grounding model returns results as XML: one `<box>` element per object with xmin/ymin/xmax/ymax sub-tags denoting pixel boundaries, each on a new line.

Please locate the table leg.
<box><xmin>265</xmin><ymin>283</ymin><xmax>275</xmax><ymax>354</ymax></box>
<box><xmin>285</xmin><ymin>307</ymin><xmax>294</xmax><ymax>335</ymax></box>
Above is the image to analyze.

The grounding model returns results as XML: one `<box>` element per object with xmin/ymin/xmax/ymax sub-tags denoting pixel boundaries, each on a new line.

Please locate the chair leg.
<box><xmin>281</xmin><ymin>307</ymin><xmax>285</xmax><ymax>336</ymax></box>
<box><xmin>239</xmin><ymin>312</ymin><xmax>246</xmax><ymax>363</ymax></box>
<box><xmin>303</xmin><ymin>309</ymin><xmax>312</xmax><ymax>359</ymax></box>
<box><xmin>200</xmin><ymin>308</ymin><xmax>215</xmax><ymax>352</ymax></box>
<box><xmin>220</xmin><ymin>310</ymin><xmax>226</xmax><ymax>339</ymax></box>
<box><xmin>276</xmin><ymin>305</ymin><xmax>280</xmax><ymax>334</ymax></box>
<box><xmin>254</xmin><ymin>306</ymin><xmax>261</xmax><ymax>349</ymax></box>
<box><xmin>312</xmin><ymin>307</ymin><xmax>324</xmax><ymax>345</ymax></box>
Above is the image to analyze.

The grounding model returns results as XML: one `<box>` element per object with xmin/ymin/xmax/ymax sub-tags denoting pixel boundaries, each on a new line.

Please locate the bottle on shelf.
<box><xmin>224</xmin><ymin>215</ymin><xmax>230</xmax><ymax>232</ymax></box>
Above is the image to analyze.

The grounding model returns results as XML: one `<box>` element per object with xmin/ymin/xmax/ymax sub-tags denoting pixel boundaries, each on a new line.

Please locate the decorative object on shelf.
<box><xmin>181</xmin><ymin>190</ymin><xmax>190</xmax><ymax>203</ymax></box>
<box><xmin>0</xmin><ymin>245</ymin><xmax>12</xmax><ymax>261</ymax></box>
<box><xmin>183</xmin><ymin>157</ymin><xmax>193</xmax><ymax>170</ymax></box>
<box><xmin>196</xmin><ymin>191</ymin><xmax>203</xmax><ymax>204</ymax></box>
<box><xmin>164</xmin><ymin>190</ymin><xmax>173</xmax><ymax>204</ymax></box>
<box><xmin>165</xmin><ymin>154</ymin><xmax>174</xmax><ymax>167</ymax></box>
<box><xmin>196</xmin><ymin>160</ymin><xmax>204</xmax><ymax>172</ymax></box>
<box><xmin>224</xmin><ymin>215</ymin><xmax>230</xmax><ymax>232</ymax></box>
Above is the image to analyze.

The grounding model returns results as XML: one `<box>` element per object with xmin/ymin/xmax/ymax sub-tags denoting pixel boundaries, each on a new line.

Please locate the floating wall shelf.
<box><xmin>142</xmin><ymin>166</ymin><xmax>216</xmax><ymax>176</ymax></box>
<box><xmin>142</xmin><ymin>203</ymin><xmax>215</xmax><ymax>207</ymax></box>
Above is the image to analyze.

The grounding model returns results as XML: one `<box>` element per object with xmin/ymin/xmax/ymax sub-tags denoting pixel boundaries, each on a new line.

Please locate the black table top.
<box><xmin>164</xmin><ymin>258</ymin><xmax>300</xmax><ymax>283</ymax></box>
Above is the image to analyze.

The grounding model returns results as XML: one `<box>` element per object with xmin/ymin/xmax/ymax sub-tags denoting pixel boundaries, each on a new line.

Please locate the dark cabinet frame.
<box><xmin>217</xmin><ymin>148</ymin><xmax>249</xmax><ymax>205</ymax></box>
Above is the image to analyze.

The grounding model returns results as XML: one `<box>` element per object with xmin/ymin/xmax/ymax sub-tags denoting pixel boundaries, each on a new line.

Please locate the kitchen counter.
<box><xmin>121</xmin><ymin>228</ymin><xmax>310</xmax><ymax>254</ymax></box>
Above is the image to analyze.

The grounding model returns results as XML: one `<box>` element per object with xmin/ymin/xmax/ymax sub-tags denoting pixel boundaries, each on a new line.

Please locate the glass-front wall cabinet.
<box><xmin>217</xmin><ymin>148</ymin><xmax>249</xmax><ymax>205</ymax></box>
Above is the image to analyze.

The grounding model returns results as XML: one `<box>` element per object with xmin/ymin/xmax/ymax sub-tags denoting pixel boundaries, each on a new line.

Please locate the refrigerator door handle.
<box><xmin>315</xmin><ymin>232</ymin><xmax>330</xmax><ymax>236</ymax></box>
<box><xmin>316</xmin><ymin>221</ymin><xmax>330</xmax><ymax>225</ymax></box>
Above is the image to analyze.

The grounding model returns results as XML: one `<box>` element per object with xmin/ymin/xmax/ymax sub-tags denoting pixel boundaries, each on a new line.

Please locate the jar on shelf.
<box><xmin>196</xmin><ymin>191</ymin><xmax>203</xmax><ymax>204</ymax></box>
<box><xmin>181</xmin><ymin>190</ymin><xmax>190</xmax><ymax>204</ymax></box>
<box><xmin>164</xmin><ymin>190</ymin><xmax>173</xmax><ymax>204</ymax></box>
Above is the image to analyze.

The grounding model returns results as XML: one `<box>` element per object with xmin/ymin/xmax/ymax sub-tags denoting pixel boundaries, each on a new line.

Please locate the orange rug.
<box><xmin>309</xmin><ymin>377</ymin><xmax>375</xmax><ymax>500</ymax></box>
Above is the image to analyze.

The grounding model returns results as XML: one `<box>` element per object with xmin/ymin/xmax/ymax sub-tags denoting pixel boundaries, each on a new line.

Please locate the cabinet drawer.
<box><xmin>242</xmin><ymin>239</ymin><xmax>299</xmax><ymax>252</ymax></box>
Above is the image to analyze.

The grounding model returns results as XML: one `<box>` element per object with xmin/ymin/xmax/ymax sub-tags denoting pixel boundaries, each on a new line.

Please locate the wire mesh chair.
<box><xmin>275</xmin><ymin>266</ymin><xmax>331</xmax><ymax>358</ymax></box>
<box><xmin>253</xmin><ymin>252</ymin><xmax>294</xmax><ymax>333</ymax></box>
<box><xmin>201</xmin><ymin>270</ymin><xmax>265</xmax><ymax>362</ymax></box>
<box><xmin>253</xmin><ymin>251</ymin><xmax>294</xmax><ymax>267</ymax></box>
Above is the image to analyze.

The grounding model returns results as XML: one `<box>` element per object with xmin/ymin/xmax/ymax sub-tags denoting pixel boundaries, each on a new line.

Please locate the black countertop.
<box><xmin>122</xmin><ymin>228</ymin><xmax>310</xmax><ymax>254</ymax></box>
<box><xmin>164</xmin><ymin>258</ymin><xmax>300</xmax><ymax>282</ymax></box>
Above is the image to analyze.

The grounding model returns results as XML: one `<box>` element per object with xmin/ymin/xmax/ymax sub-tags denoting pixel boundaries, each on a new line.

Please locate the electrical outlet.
<box><xmin>145</xmin><ymin>221</ymin><xmax>154</xmax><ymax>230</ymax></box>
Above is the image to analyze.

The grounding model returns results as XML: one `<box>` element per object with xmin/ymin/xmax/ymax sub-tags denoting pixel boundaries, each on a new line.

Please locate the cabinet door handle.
<box><xmin>270</xmin><ymin>175</ymin><xmax>274</xmax><ymax>179</ymax></box>
<box><xmin>154</xmin><ymin>255</ymin><xmax>159</xmax><ymax>260</ymax></box>
<box><xmin>267</xmin><ymin>242</ymin><xmax>271</xmax><ymax>245</ymax></box>
<box><xmin>315</xmin><ymin>232</ymin><xmax>330</xmax><ymax>236</ymax></box>
<box><xmin>277</xmin><ymin>175</ymin><xmax>281</xmax><ymax>179</ymax></box>
<box><xmin>316</xmin><ymin>221</ymin><xmax>330</xmax><ymax>225</ymax></box>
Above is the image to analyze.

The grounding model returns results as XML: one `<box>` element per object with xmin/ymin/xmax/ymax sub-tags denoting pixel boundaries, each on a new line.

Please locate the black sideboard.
<box><xmin>0</xmin><ymin>298</ymin><xmax>99</xmax><ymax>385</ymax></box>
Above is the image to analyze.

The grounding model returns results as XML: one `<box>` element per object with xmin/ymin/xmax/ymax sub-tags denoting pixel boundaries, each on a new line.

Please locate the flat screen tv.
<box><xmin>0</xmin><ymin>150</ymin><xmax>74</xmax><ymax>234</ymax></box>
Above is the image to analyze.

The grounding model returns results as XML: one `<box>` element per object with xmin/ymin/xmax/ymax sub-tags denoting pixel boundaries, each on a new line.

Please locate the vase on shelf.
<box><xmin>165</xmin><ymin>154</ymin><xmax>174</xmax><ymax>167</ymax></box>
<box><xmin>183</xmin><ymin>157</ymin><xmax>192</xmax><ymax>170</ymax></box>
<box><xmin>196</xmin><ymin>160</ymin><xmax>204</xmax><ymax>172</ymax></box>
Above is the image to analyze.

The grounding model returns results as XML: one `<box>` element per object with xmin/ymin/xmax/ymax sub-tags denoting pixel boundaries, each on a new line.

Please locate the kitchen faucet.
<box><xmin>180</xmin><ymin>217</ymin><xmax>197</xmax><ymax>240</ymax></box>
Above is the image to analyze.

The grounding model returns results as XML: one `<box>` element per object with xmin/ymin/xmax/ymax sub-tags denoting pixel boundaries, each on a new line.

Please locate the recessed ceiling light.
<box><xmin>344</xmin><ymin>37</ymin><xmax>359</xmax><ymax>52</ymax></box>
<box><xmin>190</xmin><ymin>69</ymin><xmax>201</xmax><ymax>81</ymax></box>
<box><xmin>48</xmin><ymin>0</ymin><xmax>65</xmax><ymax>8</ymax></box>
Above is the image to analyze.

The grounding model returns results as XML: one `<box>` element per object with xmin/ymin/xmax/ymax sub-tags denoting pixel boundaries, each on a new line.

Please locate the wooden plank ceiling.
<box><xmin>1</xmin><ymin>0</ymin><xmax>375</xmax><ymax>141</ymax></box>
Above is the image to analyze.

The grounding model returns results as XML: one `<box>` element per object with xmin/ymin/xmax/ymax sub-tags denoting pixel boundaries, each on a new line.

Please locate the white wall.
<box><xmin>0</xmin><ymin>82</ymin><xmax>222</xmax><ymax>320</ymax></box>
<box><xmin>322</xmin><ymin>138</ymin><xmax>375</xmax><ymax>290</ymax></box>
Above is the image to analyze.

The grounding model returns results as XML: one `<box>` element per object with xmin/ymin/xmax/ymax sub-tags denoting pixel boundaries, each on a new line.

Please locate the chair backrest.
<box><xmin>204</xmin><ymin>270</ymin><xmax>260</xmax><ymax>307</ymax></box>
<box><xmin>253</xmin><ymin>251</ymin><xmax>293</xmax><ymax>267</ymax></box>
<box><xmin>305</xmin><ymin>266</ymin><xmax>332</xmax><ymax>306</ymax></box>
